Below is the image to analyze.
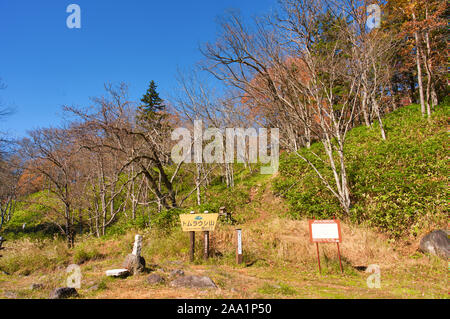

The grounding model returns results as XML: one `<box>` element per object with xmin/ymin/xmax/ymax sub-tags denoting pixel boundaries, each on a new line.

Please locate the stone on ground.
<box><xmin>147</xmin><ymin>274</ymin><xmax>165</xmax><ymax>285</ymax></box>
<box><xmin>4</xmin><ymin>291</ymin><xmax>17</xmax><ymax>299</ymax></box>
<box><xmin>122</xmin><ymin>254</ymin><xmax>146</xmax><ymax>275</ymax></box>
<box><xmin>169</xmin><ymin>269</ymin><xmax>185</xmax><ymax>277</ymax></box>
<box><xmin>419</xmin><ymin>230</ymin><xmax>450</xmax><ymax>259</ymax></box>
<box><xmin>49</xmin><ymin>287</ymin><xmax>78</xmax><ymax>299</ymax></box>
<box><xmin>169</xmin><ymin>275</ymin><xmax>217</xmax><ymax>289</ymax></box>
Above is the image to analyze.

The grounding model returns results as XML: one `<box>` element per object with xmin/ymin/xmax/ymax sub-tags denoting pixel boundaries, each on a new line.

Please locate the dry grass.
<box><xmin>0</xmin><ymin>184</ymin><xmax>448</xmax><ymax>299</ymax></box>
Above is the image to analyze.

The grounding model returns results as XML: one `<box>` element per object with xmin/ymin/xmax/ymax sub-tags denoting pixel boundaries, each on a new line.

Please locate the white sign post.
<box><xmin>236</xmin><ymin>229</ymin><xmax>243</xmax><ymax>264</ymax></box>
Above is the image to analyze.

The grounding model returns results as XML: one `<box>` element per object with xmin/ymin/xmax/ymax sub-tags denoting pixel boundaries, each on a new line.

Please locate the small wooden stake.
<box><xmin>236</xmin><ymin>228</ymin><xmax>243</xmax><ymax>264</ymax></box>
<box><xmin>189</xmin><ymin>231</ymin><xmax>195</xmax><ymax>262</ymax></box>
<box><xmin>337</xmin><ymin>242</ymin><xmax>343</xmax><ymax>273</ymax></box>
<box><xmin>316</xmin><ymin>242</ymin><xmax>321</xmax><ymax>274</ymax></box>
<box><xmin>189</xmin><ymin>211</ymin><xmax>195</xmax><ymax>262</ymax></box>
<box><xmin>203</xmin><ymin>231</ymin><xmax>209</xmax><ymax>260</ymax></box>
<box><xmin>203</xmin><ymin>211</ymin><xmax>209</xmax><ymax>260</ymax></box>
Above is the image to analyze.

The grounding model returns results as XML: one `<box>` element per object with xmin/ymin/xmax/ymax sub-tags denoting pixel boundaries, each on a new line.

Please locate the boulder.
<box><xmin>105</xmin><ymin>268</ymin><xmax>130</xmax><ymax>278</ymax></box>
<box><xmin>419</xmin><ymin>230</ymin><xmax>450</xmax><ymax>259</ymax></box>
<box><xmin>4</xmin><ymin>291</ymin><xmax>17</xmax><ymax>299</ymax></box>
<box><xmin>169</xmin><ymin>269</ymin><xmax>185</xmax><ymax>278</ymax></box>
<box><xmin>49</xmin><ymin>287</ymin><xmax>78</xmax><ymax>299</ymax></box>
<box><xmin>169</xmin><ymin>275</ymin><xmax>217</xmax><ymax>289</ymax></box>
<box><xmin>147</xmin><ymin>274</ymin><xmax>165</xmax><ymax>285</ymax></box>
<box><xmin>123</xmin><ymin>254</ymin><xmax>146</xmax><ymax>275</ymax></box>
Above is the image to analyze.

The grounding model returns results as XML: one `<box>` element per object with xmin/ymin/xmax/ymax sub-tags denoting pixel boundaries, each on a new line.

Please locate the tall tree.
<box><xmin>385</xmin><ymin>0</ymin><xmax>446</xmax><ymax>117</ymax></box>
<box><xmin>137</xmin><ymin>80</ymin><xmax>166</xmax><ymax>125</ymax></box>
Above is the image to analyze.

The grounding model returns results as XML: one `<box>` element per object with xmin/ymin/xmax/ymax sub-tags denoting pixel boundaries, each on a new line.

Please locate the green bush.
<box><xmin>73</xmin><ymin>244</ymin><xmax>103</xmax><ymax>264</ymax></box>
<box><xmin>0</xmin><ymin>239</ymin><xmax>69</xmax><ymax>275</ymax></box>
<box><xmin>273</xmin><ymin>104</ymin><xmax>448</xmax><ymax>238</ymax></box>
<box><xmin>150</xmin><ymin>208</ymin><xmax>184</xmax><ymax>230</ymax></box>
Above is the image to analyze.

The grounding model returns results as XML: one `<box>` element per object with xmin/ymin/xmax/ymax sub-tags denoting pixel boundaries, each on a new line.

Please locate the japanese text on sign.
<box><xmin>180</xmin><ymin>214</ymin><xmax>219</xmax><ymax>232</ymax></box>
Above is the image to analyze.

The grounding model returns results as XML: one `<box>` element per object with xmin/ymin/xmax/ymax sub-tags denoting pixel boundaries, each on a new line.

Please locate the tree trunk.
<box><xmin>372</xmin><ymin>97</ymin><xmax>386</xmax><ymax>140</ymax></box>
<box><xmin>412</xmin><ymin>13</ymin><xmax>426</xmax><ymax>117</ymax></box>
<box><xmin>65</xmin><ymin>204</ymin><xmax>74</xmax><ymax>248</ymax></box>
<box><xmin>362</xmin><ymin>85</ymin><xmax>371</xmax><ymax>126</ymax></box>
<box><xmin>424</xmin><ymin>22</ymin><xmax>437</xmax><ymax>111</ymax></box>
<box><xmin>196</xmin><ymin>164</ymin><xmax>201</xmax><ymax>206</ymax></box>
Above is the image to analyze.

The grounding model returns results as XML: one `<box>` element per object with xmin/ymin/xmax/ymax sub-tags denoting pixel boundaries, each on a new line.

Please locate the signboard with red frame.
<box><xmin>308</xmin><ymin>218</ymin><xmax>344</xmax><ymax>274</ymax></box>
<box><xmin>309</xmin><ymin>219</ymin><xmax>342</xmax><ymax>243</ymax></box>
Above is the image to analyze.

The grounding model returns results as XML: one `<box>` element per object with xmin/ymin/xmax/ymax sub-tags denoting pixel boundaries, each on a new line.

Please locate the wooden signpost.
<box><xmin>309</xmin><ymin>218</ymin><xmax>343</xmax><ymax>274</ymax></box>
<box><xmin>180</xmin><ymin>211</ymin><xmax>218</xmax><ymax>262</ymax></box>
<box><xmin>203</xmin><ymin>211</ymin><xmax>210</xmax><ymax>260</ymax></box>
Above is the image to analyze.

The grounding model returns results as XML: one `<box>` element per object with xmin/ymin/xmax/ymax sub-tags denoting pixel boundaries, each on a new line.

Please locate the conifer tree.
<box><xmin>137</xmin><ymin>80</ymin><xmax>166</xmax><ymax>125</ymax></box>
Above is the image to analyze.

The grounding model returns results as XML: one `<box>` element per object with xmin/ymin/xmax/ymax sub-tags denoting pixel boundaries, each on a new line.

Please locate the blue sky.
<box><xmin>0</xmin><ymin>0</ymin><xmax>277</xmax><ymax>138</ymax></box>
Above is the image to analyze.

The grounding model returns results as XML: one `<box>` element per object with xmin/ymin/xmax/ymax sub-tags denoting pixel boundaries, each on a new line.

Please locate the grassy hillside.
<box><xmin>273</xmin><ymin>103</ymin><xmax>448</xmax><ymax>238</ymax></box>
<box><xmin>0</xmin><ymin>180</ymin><xmax>447</xmax><ymax>299</ymax></box>
<box><xmin>0</xmin><ymin>103</ymin><xmax>448</xmax><ymax>299</ymax></box>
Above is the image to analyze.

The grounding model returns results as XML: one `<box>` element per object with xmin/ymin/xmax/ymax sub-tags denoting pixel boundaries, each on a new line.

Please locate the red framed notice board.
<box><xmin>309</xmin><ymin>219</ymin><xmax>342</xmax><ymax>243</ymax></box>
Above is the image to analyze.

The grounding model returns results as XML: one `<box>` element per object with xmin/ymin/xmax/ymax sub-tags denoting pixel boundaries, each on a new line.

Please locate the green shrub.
<box><xmin>257</xmin><ymin>282</ymin><xmax>297</xmax><ymax>296</ymax></box>
<box><xmin>273</xmin><ymin>104</ymin><xmax>448</xmax><ymax>238</ymax></box>
<box><xmin>0</xmin><ymin>239</ymin><xmax>69</xmax><ymax>275</ymax></box>
<box><xmin>150</xmin><ymin>208</ymin><xmax>184</xmax><ymax>230</ymax></box>
<box><xmin>73</xmin><ymin>244</ymin><xmax>103</xmax><ymax>264</ymax></box>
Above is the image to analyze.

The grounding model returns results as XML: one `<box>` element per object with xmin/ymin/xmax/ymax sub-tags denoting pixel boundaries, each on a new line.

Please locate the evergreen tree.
<box><xmin>137</xmin><ymin>80</ymin><xmax>165</xmax><ymax>125</ymax></box>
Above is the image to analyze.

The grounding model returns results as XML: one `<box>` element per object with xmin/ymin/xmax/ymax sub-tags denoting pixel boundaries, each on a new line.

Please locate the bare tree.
<box><xmin>0</xmin><ymin>157</ymin><xmax>20</xmax><ymax>231</ymax></box>
<box><xmin>19</xmin><ymin>127</ymin><xmax>82</xmax><ymax>247</ymax></box>
<box><xmin>0</xmin><ymin>79</ymin><xmax>13</xmax><ymax>156</ymax></box>
<box><xmin>66</xmin><ymin>83</ymin><xmax>218</xmax><ymax>220</ymax></box>
<box><xmin>201</xmin><ymin>1</ymin><xmax>376</xmax><ymax>214</ymax></box>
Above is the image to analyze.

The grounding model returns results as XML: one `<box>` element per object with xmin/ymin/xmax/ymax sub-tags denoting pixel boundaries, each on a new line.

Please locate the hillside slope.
<box><xmin>0</xmin><ymin>104</ymin><xmax>448</xmax><ymax>299</ymax></box>
<box><xmin>0</xmin><ymin>180</ymin><xmax>447</xmax><ymax>299</ymax></box>
<box><xmin>273</xmin><ymin>104</ymin><xmax>448</xmax><ymax>238</ymax></box>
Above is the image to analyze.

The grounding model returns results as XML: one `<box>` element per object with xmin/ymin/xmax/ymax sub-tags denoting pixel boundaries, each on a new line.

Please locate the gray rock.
<box><xmin>30</xmin><ymin>283</ymin><xmax>44</xmax><ymax>290</ymax></box>
<box><xmin>147</xmin><ymin>274</ymin><xmax>165</xmax><ymax>285</ymax></box>
<box><xmin>419</xmin><ymin>230</ymin><xmax>450</xmax><ymax>259</ymax></box>
<box><xmin>49</xmin><ymin>287</ymin><xmax>78</xmax><ymax>299</ymax></box>
<box><xmin>4</xmin><ymin>291</ymin><xmax>17</xmax><ymax>299</ymax></box>
<box><xmin>169</xmin><ymin>275</ymin><xmax>217</xmax><ymax>289</ymax></box>
<box><xmin>122</xmin><ymin>254</ymin><xmax>146</xmax><ymax>275</ymax></box>
<box><xmin>146</xmin><ymin>263</ymin><xmax>164</xmax><ymax>273</ymax></box>
<box><xmin>87</xmin><ymin>284</ymin><xmax>99</xmax><ymax>292</ymax></box>
<box><xmin>170</xmin><ymin>269</ymin><xmax>185</xmax><ymax>277</ymax></box>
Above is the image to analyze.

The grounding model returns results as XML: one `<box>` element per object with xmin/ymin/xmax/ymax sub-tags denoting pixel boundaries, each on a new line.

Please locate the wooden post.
<box><xmin>189</xmin><ymin>232</ymin><xmax>195</xmax><ymax>262</ymax></box>
<box><xmin>189</xmin><ymin>211</ymin><xmax>195</xmax><ymax>262</ymax></box>
<box><xmin>236</xmin><ymin>228</ymin><xmax>243</xmax><ymax>264</ymax></box>
<box><xmin>316</xmin><ymin>243</ymin><xmax>321</xmax><ymax>274</ymax></box>
<box><xmin>203</xmin><ymin>211</ymin><xmax>209</xmax><ymax>260</ymax></box>
<box><xmin>337</xmin><ymin>242</ymin><xmax>343</xmax><ymax>273</ymax></box>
